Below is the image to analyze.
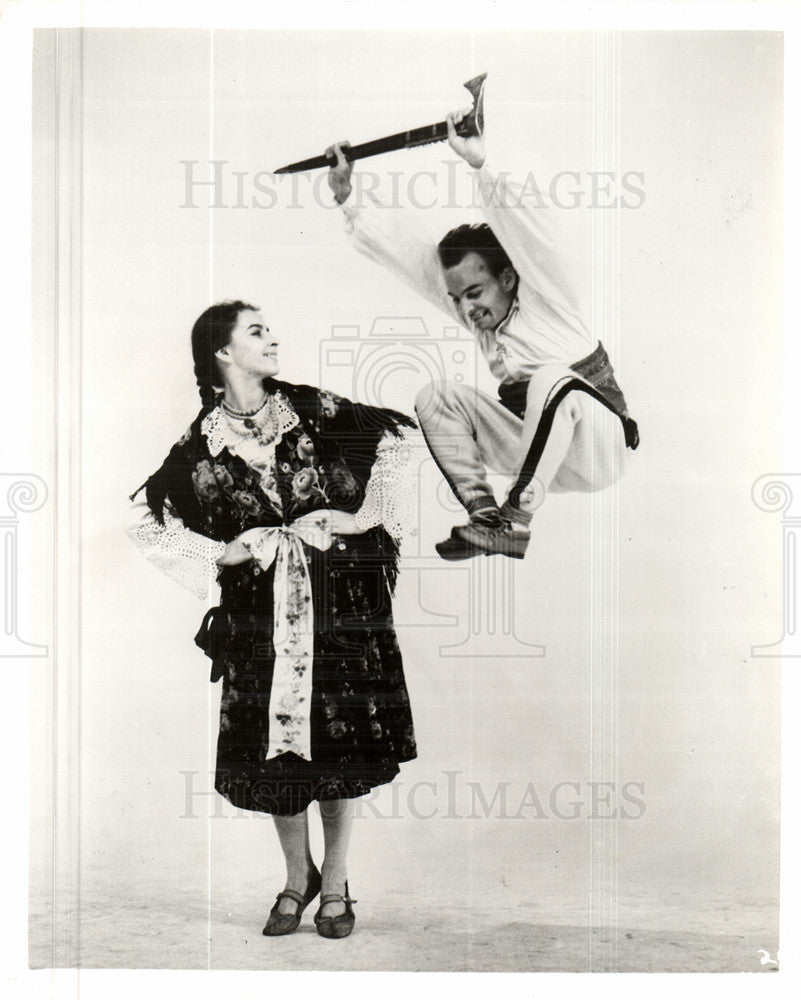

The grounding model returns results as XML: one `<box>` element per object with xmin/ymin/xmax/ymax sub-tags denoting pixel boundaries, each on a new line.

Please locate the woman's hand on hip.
<box><xmin>216</xmin><ymin>514</ymin><xmax>362</xmax><ymax>567</ymax></box>
<box><xmin>215</xmin><ymin>527</ymin><xmax>268</xmax><ymax>566</ymax></box>
<box><xmin>331</xmin><ymin>510</ymin><xmax>359</xmax><ymax>534</ymax></box>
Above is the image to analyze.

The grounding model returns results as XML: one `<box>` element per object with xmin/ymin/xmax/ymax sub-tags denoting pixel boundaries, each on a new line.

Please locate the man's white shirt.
<box><xmin>341</xmin><ymin>162</ymin><xmax>594</xmax><ymax>385</ymax></box>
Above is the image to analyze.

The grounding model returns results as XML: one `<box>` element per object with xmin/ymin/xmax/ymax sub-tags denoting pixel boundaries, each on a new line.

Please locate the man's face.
<box><xmin>444</xmin><ymin>252</ymin><xmax>517</xmax><ymax>333</ymax></box>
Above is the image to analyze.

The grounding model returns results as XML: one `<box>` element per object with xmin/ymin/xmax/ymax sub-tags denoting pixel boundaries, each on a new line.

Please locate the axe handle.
<box><xmin>343</xmin><ymin>115</ymin><xmax>474</xmax><ymax>162</ymax></box>
<box><xmin>274</xmin><ymin>72</ymin><xmax>487</xmax><ymax>175</ymax></box>
<box><xmin>274</xmin><ymin>117</ymin><xmax>475</xmax><ymax>175</ymax></box>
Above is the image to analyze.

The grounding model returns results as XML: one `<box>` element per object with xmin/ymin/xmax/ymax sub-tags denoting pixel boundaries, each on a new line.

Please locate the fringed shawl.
<box><xmin>131</xmin><ymin>379</ymin><xmax>417</xmax><ymax>594</ymax></box>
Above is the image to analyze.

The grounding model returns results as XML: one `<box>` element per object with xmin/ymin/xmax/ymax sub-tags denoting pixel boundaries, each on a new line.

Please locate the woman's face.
<box><xmin>216</xmin><ymin>309</ymin><xmax>279</xmax><ymax>381</ymax></box>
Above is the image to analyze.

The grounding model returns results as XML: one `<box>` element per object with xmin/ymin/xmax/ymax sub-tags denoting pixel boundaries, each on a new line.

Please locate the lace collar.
<box><xmin>201</xmin><ymin>391</ymin><xmax>299</xmax><ymax>458</ymax></box>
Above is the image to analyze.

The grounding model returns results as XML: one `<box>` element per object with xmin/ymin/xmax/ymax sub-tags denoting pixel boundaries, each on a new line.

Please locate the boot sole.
<box><xmin>435</xmin><ymin>539</ymin><xmax>525</xmax><ymax>561</ymax></box>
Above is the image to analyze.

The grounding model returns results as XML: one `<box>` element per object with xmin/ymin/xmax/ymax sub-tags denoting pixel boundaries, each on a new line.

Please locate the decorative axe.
<box><xmin>273</xmin><ymin>73</ymin><xmax>487</xmax><ymax>175</ymax></box>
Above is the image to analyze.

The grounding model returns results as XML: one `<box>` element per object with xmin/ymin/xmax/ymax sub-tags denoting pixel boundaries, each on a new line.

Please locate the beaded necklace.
<box><xmin>220</xmin><ymin>392</ymin><xmax>280</xmax><ymax>446</ymax></box>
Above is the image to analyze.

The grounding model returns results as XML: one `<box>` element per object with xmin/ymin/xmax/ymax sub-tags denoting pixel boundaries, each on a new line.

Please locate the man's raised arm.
<box><xmin>445</xmin><ymin>112</ymin><xmax>585</xmax><ymax>320</ymax></box>
<box><xmin>326</xmin><ymin>143</ymin><xmax>459</xmax><ymax>322</ymax></box>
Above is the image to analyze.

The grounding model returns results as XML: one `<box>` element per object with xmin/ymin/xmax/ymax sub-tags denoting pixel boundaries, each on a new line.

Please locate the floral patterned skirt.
<box><xmin>212</xmin><ymin>536</ymin><xmax>417</xmax><ymax>816</ymax></box>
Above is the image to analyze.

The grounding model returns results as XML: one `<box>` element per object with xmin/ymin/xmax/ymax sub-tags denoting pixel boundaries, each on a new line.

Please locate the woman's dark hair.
<box><xmin>437</xmin><ymin>222</ymin><xmax>515</xmax><ymax>279</ymax></box>
<box><xmin>191</xmin><ymin>300</ymin><xmax>260</xmax><ymax>407</ymax></box>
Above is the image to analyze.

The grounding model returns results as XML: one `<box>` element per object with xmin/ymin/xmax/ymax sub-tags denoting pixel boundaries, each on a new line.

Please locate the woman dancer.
<box><xmin>128</xmin><ymin>300</ymin><xmax>417</xmax><ymax>939</ymax></box>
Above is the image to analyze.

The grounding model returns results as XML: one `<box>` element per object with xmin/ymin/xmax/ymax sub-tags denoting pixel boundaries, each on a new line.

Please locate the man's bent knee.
<box><xmin>414</xmin><ymin>379</ymin><xmax>465</xmax><ymax>422</ymax></box>
<box><xmin>527</xmin><ymin>366</ymin><xmax>576</xmax><ymax>409</ymax></box>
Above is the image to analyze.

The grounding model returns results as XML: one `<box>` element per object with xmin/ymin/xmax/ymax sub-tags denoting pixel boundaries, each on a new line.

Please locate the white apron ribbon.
<box><xmin>245</xmin><ymin>514</ymin><xmax>333</xmax><ymax>762</ymax></box>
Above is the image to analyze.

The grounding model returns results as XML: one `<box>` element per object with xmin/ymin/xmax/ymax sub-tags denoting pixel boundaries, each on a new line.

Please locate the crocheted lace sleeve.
<box><xmin>354</xmin><ymin>429</ymin><xmax>419</xmax><ymax>543</ymax></box>
<box><xmin>127</xmin><ymin>495</ymin><xmax>226</xmax><ymax>600</ymax></box>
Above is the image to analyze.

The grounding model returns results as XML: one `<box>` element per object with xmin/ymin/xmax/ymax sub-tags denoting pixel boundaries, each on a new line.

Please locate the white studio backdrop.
<box><xmin>27</xmin><ymin>28</ymin><xmax>782</xmax><ymax>971</ymax></box>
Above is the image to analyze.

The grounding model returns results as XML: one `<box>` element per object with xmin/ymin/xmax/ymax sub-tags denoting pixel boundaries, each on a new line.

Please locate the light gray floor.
<box><xmin>29</xmin><ymin>890</ymin><xmax>779</xmax><ymax>973</ymax></box>
<box><xmin>30</xmin><ymin>841</ymin><xmax>780</xmax><ymax>972</ymax></box>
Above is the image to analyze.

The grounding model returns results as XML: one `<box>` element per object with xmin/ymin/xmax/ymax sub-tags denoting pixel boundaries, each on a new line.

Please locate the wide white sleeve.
<box><xmin>353</xmin><ymin>430</ymin><xmax>419</xmax><ymax>544</ymax></box>
<box><xmin>126</xmin><ymin>496</ymin><xmax>227</xmax><ymax>601</ymax></box>
<box><xmin>341</xmin><ymin>194</ymin><xmax>460</xmax><ymax>323</ymax></box>
<box><xmin>474</xmin><ymin>162</ymin><xmax>584</xmax><ymax>314</ymax></box>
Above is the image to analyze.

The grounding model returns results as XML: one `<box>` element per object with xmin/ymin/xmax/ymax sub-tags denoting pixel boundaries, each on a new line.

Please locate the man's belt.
<box><xmin>498</xmin><ymin>341</ymin><xmax>634</xmax><ymax>433</ymax></box>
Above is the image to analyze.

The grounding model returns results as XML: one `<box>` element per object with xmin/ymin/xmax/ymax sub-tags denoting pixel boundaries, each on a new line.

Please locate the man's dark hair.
<box><xmin>437</xmin><ymin>223</ymin><xmax>515</xmax><ymax>279</ymax></box>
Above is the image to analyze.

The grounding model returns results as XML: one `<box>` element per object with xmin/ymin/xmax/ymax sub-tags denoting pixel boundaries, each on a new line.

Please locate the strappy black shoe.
<box><xmin>262</xmin><ymin>869</ymin><xmax>322</xmax><ymax>937</ymax></box>
<box><xmin>313</xmin><ymin>881</ymin><xmax>357</xmax><ymax>939</ymax></box>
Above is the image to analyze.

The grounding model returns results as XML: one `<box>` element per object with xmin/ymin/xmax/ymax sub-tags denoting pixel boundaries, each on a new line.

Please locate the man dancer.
<box><xmin>326</xmin><ymin>111</ymin><xmax>638</xmax><ymax>560</ymax></box>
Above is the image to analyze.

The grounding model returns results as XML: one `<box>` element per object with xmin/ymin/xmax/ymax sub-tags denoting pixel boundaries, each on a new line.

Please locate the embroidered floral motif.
<box><xmin>192</xmin><ymin>460</ymin><xmax>220</xmax><ymax>501</ymax></box>
<box><xmin>327</xmin><ymin>459</ymin><xmax>359</xmax><ymax>505</ymax></box>
<box><xmin>291</xmin><ymin>467</ymin><xmax>327</xmax><ymax>503</ymax></box>
<box><xmin>319</xmin><ymin>391</ymin><xmax>340</xmax><ymax>418</ymax></box>
<box><xmin>295</xmin><ymin>433</ymin><xmax>316</xmax><ymax>462</ymax></box>
<box><xmin>232</xmin><ymin>490</ymin><xmax>260</xmax><ymax>514</ymax></box>
<box><xmin>213</xmin><ymin>465</ymin><xmax>234</xmax><ymax>489</ymax></box>
<box><xmin>191</xmin><ymin>454</ymin><xmax>275</xmax><ymax>529</ymax></box>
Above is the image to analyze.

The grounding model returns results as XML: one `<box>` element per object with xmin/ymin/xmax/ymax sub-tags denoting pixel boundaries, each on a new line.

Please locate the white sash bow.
<box><xmin>246</xmin><ymin>514</ymin><xmax>333</xmax><ymax>762</ymax></box>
